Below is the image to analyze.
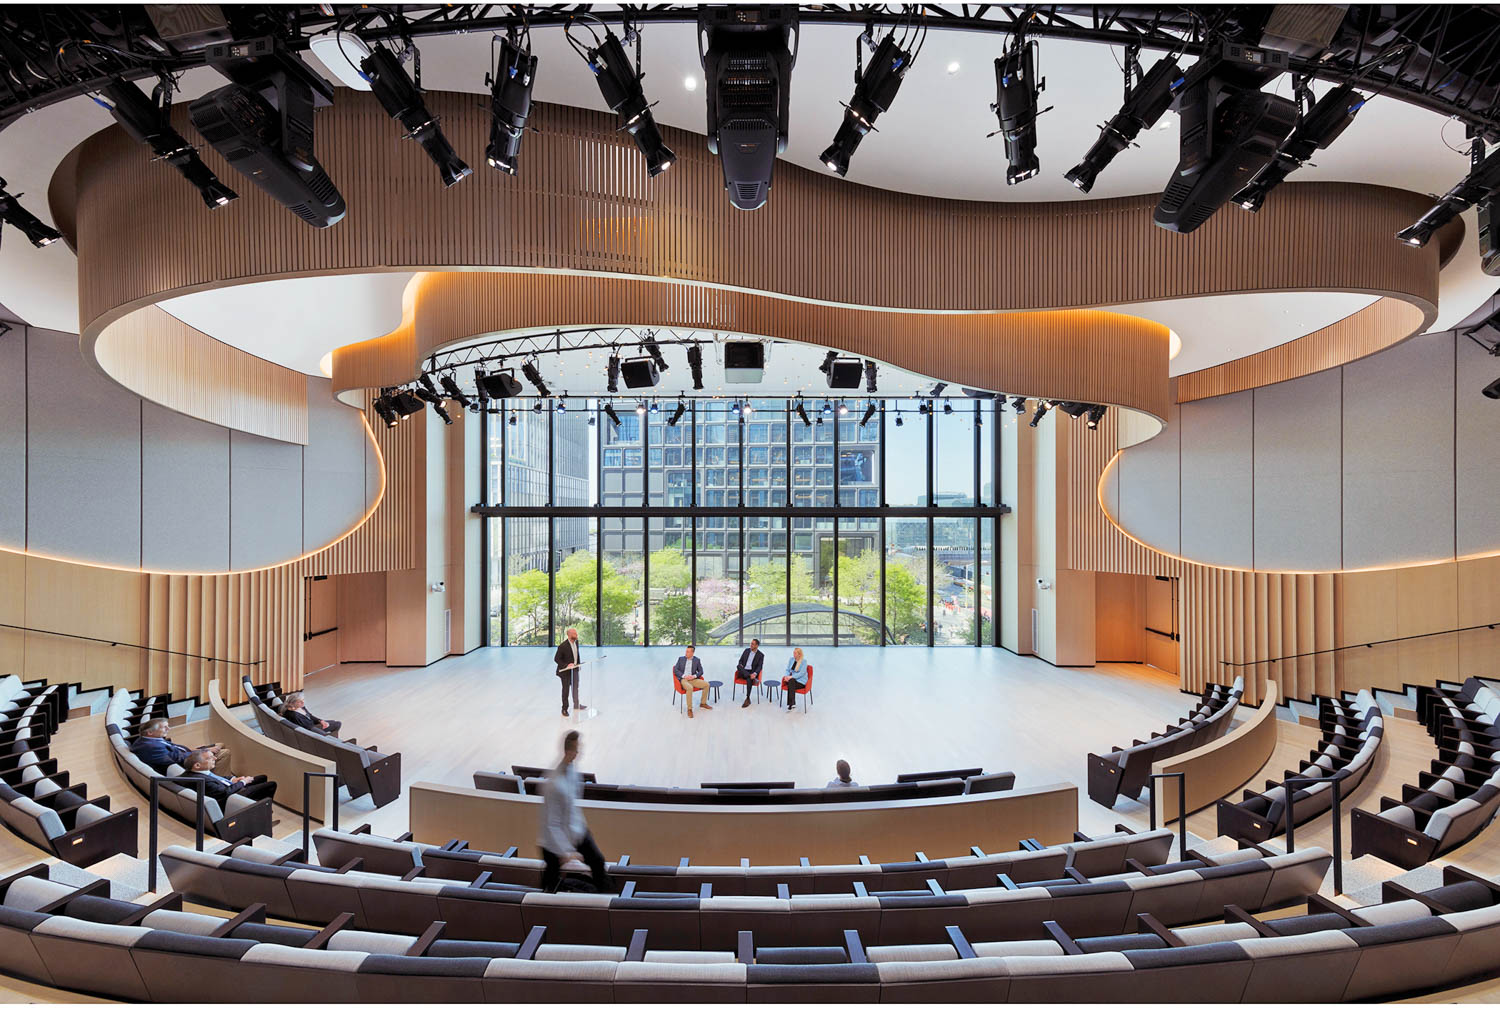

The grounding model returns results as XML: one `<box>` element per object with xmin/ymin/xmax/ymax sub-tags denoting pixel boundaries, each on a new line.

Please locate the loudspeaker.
<box><xmin>477</xmin><ymin>372</ymin><xmax>523</xmax><ymax>398</ymax></box>
<box><xmin>723</xmin><ymin>341</ymin><xmax>765</xmax><ymax>383</ymax></box>
<box><xmin>620</xmin><ymin>357</ymin><xmax>661</xmax><ymax>389</ymax></box>
<box><xmin>823</xmin><ymin>358</ymin><xmax>864</xmax><ymax>389</ymax></box>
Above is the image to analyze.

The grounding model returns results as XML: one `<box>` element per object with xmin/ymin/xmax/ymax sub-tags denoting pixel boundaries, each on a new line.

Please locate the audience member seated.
<box><xmin>128</xmin><ymin>718</ymin><xmax>221</xmax><ymax>775</ymax></box>
<box><xmin>826</xmin><ymin>759</ymin><xmax>857</xmax><ymax>788</ymax></box>
<box><xmin>674</xmin><ymin>645</ymin><xmax>712</xmax><ymax>717</ymax></box>
<box><xmin>282</xmin><ymin>692</ymin><xmax>341</xmax><ymax>736</ymax></box>
<box><xmin>180</xmin><ymin>748</ymin><xmax>277</xmax><ymax>804</ymax></box>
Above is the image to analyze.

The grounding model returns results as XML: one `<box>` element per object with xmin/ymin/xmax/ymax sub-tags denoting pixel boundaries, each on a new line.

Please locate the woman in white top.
<box><xmin>538</xmin><ymin>730</ymin><xmax>612</xmax><ymax>892</ymax></box>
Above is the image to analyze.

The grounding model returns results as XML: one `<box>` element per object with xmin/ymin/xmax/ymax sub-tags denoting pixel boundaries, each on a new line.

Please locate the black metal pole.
<box><xmin>148</xmin><ymin>779</ymin><xmax>159</xmax><ymax>892</ymax></box>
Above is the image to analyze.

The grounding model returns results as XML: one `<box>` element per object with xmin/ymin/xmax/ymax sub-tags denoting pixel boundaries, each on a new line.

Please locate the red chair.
<box><xmin>781</xmin><ymin>665</ymin><xmax>814</xmax><ymax>712</ymax></box>
<box><xmin>732</xmin><ymin>666</ymin><xmax>765</xmax><ymax>703</ymax></box>
<box><xmin>671</xmin><ymin>670</ymin><xmax>688</xmax><ymax>712</ymax></box>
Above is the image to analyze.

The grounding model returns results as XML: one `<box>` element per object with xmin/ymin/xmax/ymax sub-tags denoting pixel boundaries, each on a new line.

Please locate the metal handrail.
<box><xmin>1146</xmin><ymin>771</ymin><xmax>1189</xmax><ymax>863</ymax></box>
<box><xmin>302</xmin><ymin>771</ymin><xmax>342</xmax><ymax>860</ymax></box>
<box><xmin>0</xmin><ymin>621</ymin><xmax>263</xmax><ymax>666</ymax></box>
<box><xmin>1219</xmin><ymin>621</ymin><xmax>1500</xmax><ymax>670</ymax></box>
<box><xmin>147</xmin><ymin>776</ymin><xmax>207</xmax><ymax>892</ymax></box>
<box><xmin>1282</xmin><ymin>774</ymin><xmax>1345</xmax><ymax>895</ymax></box>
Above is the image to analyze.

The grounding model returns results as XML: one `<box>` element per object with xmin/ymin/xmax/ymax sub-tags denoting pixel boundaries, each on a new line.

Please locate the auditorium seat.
<box><xmin>1087</xmin><ymin>678</ymin><xmax>1243</xmax><ymax>808</ymax></box>
<box><xmin>1217</xmin><ymin>691</ymin><xmax>1383</xmax><ymax>843</ymax></box>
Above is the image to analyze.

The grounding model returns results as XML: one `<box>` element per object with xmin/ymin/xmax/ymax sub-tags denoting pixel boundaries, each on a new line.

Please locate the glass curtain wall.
<box><xmin>481</xmin><ymin>395</ymin><xmax>1005</xmax><ymax>648</ymax></box>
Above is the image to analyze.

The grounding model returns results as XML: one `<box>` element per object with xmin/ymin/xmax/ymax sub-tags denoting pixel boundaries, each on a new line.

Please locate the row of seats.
<box><xmin>0</xmin><ymin>679</ymin><xmax>136</xmax><ymax>867</ymax></box>
<box><xmin>104</xmin><ymin>689</ymin><xmax>271</xmax><ymax>843</ymax></box>
<box><xmin>1087</xmin><ymin>677</ymin><xmax>1244</xmax><ymax>808</ymax></box>
<box><xmin>242</xmin><ymin>677</ymin><xmax>401</xmax><ymax>809</ymax></box>
<box><xmin>5</xmin><ymin>859</ymin><xmax>1498</xmax><ymax>1002</ymax></box>
<box><xmin>474</xmin><ymin>764</ymin><xmax>1016</xmax><ymax>804</ymax></box>
<box><xmin>1217</xmin><ymin>691</ymin><xmax>1383</xmax><ymax>843</ymax></box>
<box><xmin>1352</xmin><ymin>682</ymin><xmax>1500</xmax><ymax>868</ymax></box>
<box><xmin>158</xmin><ymin>832</ymin><xmax>1331</xmax><ymax>948</ymax></box>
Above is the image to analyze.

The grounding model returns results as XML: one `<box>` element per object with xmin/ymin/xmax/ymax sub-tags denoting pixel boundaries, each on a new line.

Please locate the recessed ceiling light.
<box><xmin>683</xmin><ymin>75</ymin><xmax>699</xmax><ymax>92</ymax></box>
<box><xmin>946</xmin><ymin>60</ymin><xmax>961</xmax><ymax>76</ymax></box>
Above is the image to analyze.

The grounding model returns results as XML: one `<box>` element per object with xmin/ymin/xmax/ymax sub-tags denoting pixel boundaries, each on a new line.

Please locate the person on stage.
<box><xmin>735</xmin><ymin>637</ymin><xmax>765</xmax><ymax>708</ymax></box>
<box><xmin>674</xmin><ymin>644</ymin><xmax>712</xmax><ymax>717</ymax></box>
<box><xmin>538</xmin><ymin>730</ymin><xmax>612</xmax><ymax>893</ymax></box>
<box><xmin>554</xmin><ymin>626</ymin><xmax>585</xmax><ymax>716</ymax></box>
<box><xmin>782</xmin><ymin>647</ymin><xmax>808</xmax><ymax>711</ymax></box>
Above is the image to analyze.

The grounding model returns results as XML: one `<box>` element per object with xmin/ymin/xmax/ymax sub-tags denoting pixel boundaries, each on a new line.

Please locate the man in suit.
<box><xmin>283</xmin><ymin>692</ymin><xmax>341</xmax><ymax>736</ymax></box>
<box><xmin>674</xmin><ymin>645</ymin><xmax>711</xmax><ymax>718</ymax></box>
<box><xmin>180</xmin><ymin>749</ymin><xmax>278</xmax><ymax>803</ymax></box>
<box><xmin>129</xmin><ymin>718</ymin><xmax>222</xmax><ymax>775</ymax></box>
<box><xmin>735</xmin><ymin>638</ymin><xmax>765</xmax><ymax>708</ymax></box>
<box><xmin>554</xmin><ymin>626</ymin><xmax>585</xmax><ymax>717</ymax></box>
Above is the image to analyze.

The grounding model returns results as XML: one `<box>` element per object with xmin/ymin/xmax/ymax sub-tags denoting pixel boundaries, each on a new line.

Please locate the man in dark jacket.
<box><xmin>283</xmin><ymin>692</ymin><xmax>341</xmax><ymax>736</ymax></box>
<box><xmin>735</xmin><ymin>638</ymin><xmax>765</xmax><ymax>708</ymax></box>
<box><xmin>129</xmin><ymin>718</ymin><xmax>221</xmax><ymax>774</ymax></box>
<box><xmin>554</xmin><ymin>626</ymin><xmax>585</xmax><ymax>717</ymax></box>
<box><xmin>179</xmin><ymin>749</ymin><xmax>277</xmax><ymax>804</ymax></box>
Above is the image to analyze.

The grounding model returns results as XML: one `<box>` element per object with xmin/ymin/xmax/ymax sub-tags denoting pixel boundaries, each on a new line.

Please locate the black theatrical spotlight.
<box><xmin>668</xmin><ymin>400</ymin><xmax>687</xmax><ymax>426</ymax></box>
<box><xmin>1481</xmin><ymin>198</ymin><xmax>1499</xmax><ymax>277</ymax></box>
<box><xmin>372</xmin><ymin>391</ymin><xmax>399</xmax><ymax>428</ymax></box>
<box><xmin>603</xmin><ymin>403</ymin><xmax>623</xmax><ymax>428</ymax></box>
<box><xmin>991</xmin><ymin>35</ymin><xmax>1045</xmax><ymax>185</ymax></box>
<box><xmin>101</xmin><ymin>78</ymin><xmax>238</xmax><ymax>208</ymax></box>
<box><xmin>0</xmin><ymin>181</ymin><xmax>62</xmax><ymax>248</ymax></box>
<box><xmin>1010</xmin><ymin>395</ymin><xmax>1027</xmax><ymax>416</ymax></box>
<box><xmin>860</xmin><ymin>402</ymin><xmax>877</xmax><ymax>427</ymax></box>
<box><xmin>699</xmin><ymin>5</ymin><xmax>799</xmax><ymax>210</ymax></box>
<box><xmin>361</xmin><ymin>44</ymin><xmax>472</xmax><ymax>188</ymax></box>
<box><xmin>438</xmin><ymin>373</ymin><xmax>472</xmax><ymax>410</ymax></box>
<box><xmin>392</xmin><ymin>390</ymin><xmax>425</xmax><ymax>419</ymax></box>
<box><xmin>643</xmin><ymin>335</ymin><xmax>670</xmax><ymax>374</ymax></box>
<box><xmin>414</xmin><ymin>372</ymin><xmax>444</xmax><ymax>403</ymax></box>
<box><xmin>485</xmin><ymin>31</ymin><xmax>537</xmax><ymax>175</ymax></box>
<box><xmin>1066</xmin><ymin>49</ymin><xmax>1181</xmax><ymax>194</ymax></box>
<box><xmin>1235</xmin><ymin>81</ymin><xmax>1364</xmax><ymax>212</ymax></box>
<box><xmin>895</xmin><ymin>413</ymin><xmax>904</xmax><ymax>427</ymax></box>
<box><xmin>607</xmin><ymin>354</ymin><xmax>621</xmax><ymax>393</ymax></box>
<box><xmin>1029</xmin><ymin>400</ymin><xmax>1051</xmax><ymax>427</ymax></box>
<box><xmin>820</xmin><ymin>25</ymin><xmax>921</xmax><ymax>176</ymax></box>
<box><xmin>635</xmin><ymin>401</ymin><xmax>648</xmax><ymax>415</ymax></box>
<box><xmin>837</xmin><ymin>401</ymin><xmax>849</xmax><ymax>417</ymax></box>
<box><xmin>929</xmin><ymin>382</ymin><xmax>948</xmax><ymax>397</ymax></box>
<box><xmin>796</xmin><ymin>398</ymin><xmax>811</xmax><ymax>427</ymax></box>
<box><xmin>864</xmin><ymin>360</ymin><xmax>878</xmax><ymax>393</ymax></box>
<box><xmin>556</xmin><ymin>398</ymin><xmax>568</xmax><ymax>413</ymax></box>
<box><xmin>521</xmin><ymin>360</ymin><xmax>551</xmax><ymax>398</ymax></box>
<box><xmin>508</xmin><ymin>413</ymin><xmax>518</xmax><ymax>427</ymax></box>
<box><xmin>943</xmin><ymin>400</ymin><xmax>954</xmax><ymax>415</ymax></box>
<box><xmin>431</xmin><ymin>401</ymin><xmax>454</xmax><ymax>425</ymax></box>
<box><xmin>1057</xmin><ymin>401</ymin><xmax>1091</xmax><ymax>418</ymax></box>
<box><xmin>687</xmin><ymin>344</ymin><xmax>705</xmax><ymax>390</ymax></box>
<box><xmin>1397</xmin><ymin>137</ymin><xmax>1500</xmax><ymax>254</ymax></box>
<box><xmin>570</xmin><ymin>21</ymin><xmax>675</xmax><ymax>176</ymax></box>
<box><xmin>1086</xmin><ymin>405</ymin><xmax>1108</xmax><ymax>430</ymax></box>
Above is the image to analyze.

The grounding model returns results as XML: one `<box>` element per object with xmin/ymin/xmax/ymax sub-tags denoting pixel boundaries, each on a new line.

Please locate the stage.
<box><xmin>301</xmin><ymin>645</ymin><xmax>1193</xmax><ymax>839</ymax></box>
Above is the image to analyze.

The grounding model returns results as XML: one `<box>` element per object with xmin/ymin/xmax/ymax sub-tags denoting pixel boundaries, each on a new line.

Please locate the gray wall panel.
<box><xmin>141</xmin><ymin>403</ymin><xmax>230</xmax><ymax>570</ymax></box>
<box><xmin>1253</xmin><ymin>370</ymin><xmax>1343</xmax><ymax>571</ymax></box>
<box><xmin>0</xmin><ymin>330</ymin><xmax>26</xmax><ymax>548</ymax></box>
<box><xmin>230</xmin><ymin>430</ymin><xmax>303</xmax><ymax>570</ymax></box>
<box><xmin>302</xmin><ymin>376</ymin><xmax>367</xmax><ymax>551</ymax></box>
<box><xmin>1179</xmin><ymin>391</ymin><xmax>1254</xmax><ymax>568</ymax></box>
<box><xmin>26</xmin><ymin>328</ymin><xmax>141</xmax><ymax>566</ymax></box>
<box><xmin>1456</xmin><ymin>333</ymin><xmax>1500</xmax><ymax>556</ymax></box>
<box><xmin>1116</xmin><ymin>398</ymin><xmax>1181</xmax><ymax>555</ymax></box>
<box><xmin>1342</xmin><ymin>331</ymin><xmax>1454</xmax><ymax>568</ymax></box>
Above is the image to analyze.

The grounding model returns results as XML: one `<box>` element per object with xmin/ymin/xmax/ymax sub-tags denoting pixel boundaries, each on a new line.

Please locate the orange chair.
<box><xmin>732</xmin><ymin>667</ymin><xmax>765</xmax><ymax>703</ymax></box>
<box><xmin>671</xmin><ymin>670</ymin><xmax>688</xmax><ymax>712</ymax></box>
<box><xmin>781</xmin><ymin>664</ymin><xmax>814</xmax><ymax>712</ymax></box>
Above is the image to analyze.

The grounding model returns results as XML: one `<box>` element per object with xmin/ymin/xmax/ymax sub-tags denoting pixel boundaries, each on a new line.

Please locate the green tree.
<box><xmin>650</xmin><ymin>593</ymin><xmax>712</xmax><ymax>644</ymax></box>
<box><xmin>507</xmin><ymin>568</ymin><xmax>549</xmax><ymax>644</ymax></box>
<box><xmin>745</xmin><ymin>556</ymin><xmax>813</xmax><ymax>610</ymax></box>
<box><xmin>884</xmin><ymin>561</ymin><xmax>928</xmax><ymax>644</ymax></box>
<box><xmin>649</xmin><ymin>547</ymin><xmax>691</xmax><ymax>590</ymax></box>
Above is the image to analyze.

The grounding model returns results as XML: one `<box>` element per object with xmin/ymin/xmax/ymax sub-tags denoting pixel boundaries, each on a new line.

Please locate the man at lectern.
<box><xmin>554</xmin><ymin>626</ymin><xmax>585</xmax><ymax>717</ymax></box>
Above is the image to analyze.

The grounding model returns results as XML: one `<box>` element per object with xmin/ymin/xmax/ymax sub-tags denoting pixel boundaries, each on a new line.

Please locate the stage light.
<box><xmin>816</xmin><ymin>415</ymin><xmax>824</xmax><ymax>426</ymax></box>
<box><xmin>438</xmin><ymin>373</ymin><xmax>472</xmax><ymax>409</ymax></box>
<box><xmin>572</xmin><ymin>24</ymin><xmax>676</xmax><ymax>176</ymax></box>
<box><xmin>930</xmin><ymin>382</ymin><xmax>948</xmax><ymax>397</ymax></box>
<box><xmin>821</xmin><ymin>30</ymin><xmax>918</xmax><ymax>176</ymax></box>
<box><xmin>361</xmin><ymin>45</ymin><xmax>472</xmax><ymax>187</ymax></box>
<box><xmin>372</xmin><ymin>392</ymin><xmax>398</xmax><ymax>428</ymax></box>
<box><xmin>604</xmin><ymin>403</ymin><xmax>623</xmax><ymax>428</ymax></box>
<box><xmin>943</xmin><ymin>400</ymin><xmax>954</xmax><ymax>415</ymax></box>
<box><xmin>101</xmin><ymin>78</ymin><xmax>238</xmax><ymax>208</ymax></box>
<box><xmin>649</xmin><ymin>400</ymin><xmax>660</xmax><ymax>415</ymax></box>
<box><xmin>508</xmin><ymin>413</ymin><xmax>517</xmax><ymax>427</ymax></box>
<box><xmin>822</xmin><ymin>401</ymin><xmax>834</xmax><ymax>418</ymax></box>
<box><xmin>1396</xmin><ymin>138</ymin><xmax>1500</xmax><ymax>253</ymax></box>
<box><xmin>864</xmin><ymin>360</ymin><xmax>878</xmax><ymax>393</ymax></box>
<box><xmin>837</xmin><ymin>401</ymin><xmax>849</xmax><ymax>417</ymax></box>
<box><xmin>1065</xmin><ymin>51</ymin><xmax>1180</xmax><ymax>193</ymax></box>
<box><xmin>532</xmin><ymin>401</ymin><xmax>543</xmax><ymax>414</ymax></box>
<box><xmin>643</xmin><ymin>335</ymin><xmax>670</xmax><ymax>374</ymax></box>
<box><xmin>522</xmin><ymin>360</ymin><xmax>551</xmax><ymax>397</ymax></box>
<box><xmin>796</xmin><ymin>400</ymin><xmax>811</xmax><ymax>427</ymax></box>
<box><xmin>485</xmin><ymin>32</ymin><xmax>537</xmax><ymax>175</ymax></box>
<box><xmin>1029</xmin><ymin>400</ymin><xmax>1051</xmax><ymax>427</ymax></box>
<box><xmin>860</xmin><ymin>402</ymin><xmax>877</xmax><ymax>426</ymax></box>
<box><xmin>743</xmin><ymin>401</ymin><xmax>754</xmax><ymax>415</ymax></box>
<box><xmin>556</xmin><ymin>399</ymin><xmax>568</xmax><ymax>413</ymax></box>
<box><xmin>588</xmin><ymin>414</ymin><xmax>597</xmax><ymax>426</ymax></box>
<box><xmin>1058</xmin><ymin>401</ymin><xmax>1091</xmax><ymax>418</ymax></box>
<box><xmin>668</xmin><ymin>401</ymin><xmax>686</xmax><ymax>426</ymax></box>
<box><xmin>431</xmin><ymin>401</ymin><xmax>453</xmax><ymax>425</ymax></box>
<box><xmin>687</xmin><ymin>344</ymin><xmax>705</xmax><ymax>389</ymax></box>
<box><xmin>635</xmin><ymin>401</ymin><xmax>647</xmax><ymax>415</ymax></box>
<box><xmin>415</xmin><ymin>372</ymin><xmax>443</xmax><ymax>402</ymax></box>
<box><xmin>699</xmin><ymin>5</ymin><xmax>799</xmax><ymax>209</ymax></box>
<box><xmin>731</xmin><ymin>400</ymin><xmax>743</xmax><ymax>417</ymax></box>
<box><xmin>1086</xmin><ymin>405</ymin><xmax>1108</xmax><ymax>429</ymax></box>
<box><xmin>606</xmin><ymin>354</ymin><xmax>621</xmax><ymax>393</ymax></box>
<box><xmin>895</xmin><ymin>414</ymin><xmax>904</xmax><ymax>427</ymax></box>
<box><xmin>0</xmin><ymin>181</ymin><xmax>62</xmax><ymax>248</ymax></box>
<box><xmin>392</xmin><ymin>390</ymin><xmax>424</xmax><ymax>418</ymax></box>
<box><xmin>1010</xmin><ymin>395</ymin><xmax>1027</xmax><ymax>415</ymax></box>
<box><xmin>991</xmin><ymin>37</ymin><xmax>1043</xmax><ymax>185</ymax></box>
<box><xmin>918</xmin><ymin>401</ymin><xmax>929</xmax><ymax>416</ymax></box>
<box><xmin>1235</xmin><ymin>82</ymin><xmax>1363</xmax><ymax>212</ymax></box>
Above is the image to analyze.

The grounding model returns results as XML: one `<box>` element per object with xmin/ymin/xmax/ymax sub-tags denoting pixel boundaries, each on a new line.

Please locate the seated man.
<box><xmin>179</xmin><ymin>749</ymin><xmax>277</xmax><ymax>804</ymax></box>
<box><xmin>735</xmin><ymin>637</ymin><xmax>765</xmax><ymax>709</ymax></box>
<box><xmin>826</xmin><ymin>759</ymin><xmax>858</xmax><ymax>788</ymax></box>
<box><xmin>673</xmin><ymin>645</ymin><xmax>712</xmax><ymax>718</ymax></box>
<box><xmin>283</xmin><ymin>692</ymin><xmax>342</xmax><ymax>736</ymax></box>
<box><xmin>129</xmin><ymin>718</ymin><xmax>222</xmax><ymax>775</ymax></box>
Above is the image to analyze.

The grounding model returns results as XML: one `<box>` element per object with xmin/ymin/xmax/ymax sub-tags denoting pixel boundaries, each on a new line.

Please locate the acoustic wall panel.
<box><xmin>0</xmin><ymin>328</ymin><xmax>25</xmax><ymax>549</ymax></box>
<box><xmin>26</xmin><ymin>328</ymin><xmax>141</xmax><ymax>566</ymax></box>
<box><xmin>1253</xmin><ymin>370</ymin><xmax>1342</xmax><ymax>571</ymax></box>
<box><xmin>1455</xmin><ymin>333</ymin><xmax>1500</xmax><ymax>557</ymax></box>
<box><xmin>1179</xmin><ymin>391</ymin><xmax>1254</xmax><ymax>568</ymax></box>
<box><xmin>229</xmin><ymin>430</ymin><xmax>303</xmax><ymax>570</ymax></box>
<box><xmin>1116</xmin><ymin>398</ymin><xmax>1181</xmax><ymax>556</ymax></box>
<box><xmin>1342</xmin><ymin>331</ymin><xmax>1453</xmax><ymax>568</ymax></box>
<box><xmin>141</xmin><ymin>402</ymin><xmax>230</xmax><ymax>570</ymax></box>
<box><xmin>302</xmin><ymin>376</ymin><xmax>366</xmax><ymax>552</ymax></box>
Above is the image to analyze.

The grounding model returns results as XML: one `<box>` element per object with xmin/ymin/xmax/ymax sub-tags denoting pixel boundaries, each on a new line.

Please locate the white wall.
<box><xmin>1110</xmin><ymin>328</ymin><xmax>1500</xmax><ymax>571</ymax></box>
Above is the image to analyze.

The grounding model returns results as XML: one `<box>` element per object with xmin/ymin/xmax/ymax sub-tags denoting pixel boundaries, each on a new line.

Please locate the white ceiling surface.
<box><xmin>0</xmin><ymin>23</ymin><xmax>1490</xmax><ymax>376</ymax></box>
